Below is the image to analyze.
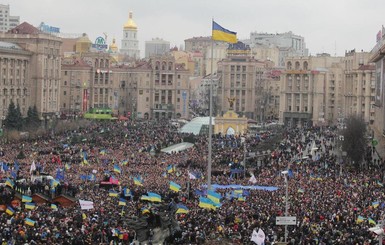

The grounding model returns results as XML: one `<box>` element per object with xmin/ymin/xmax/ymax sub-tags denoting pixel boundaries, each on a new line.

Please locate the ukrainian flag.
<box><xmin>121</xmin><ymin>160</ymin><xmax>128</xmax><ymax>166</ymax></box>
<box><xmin>22</xmin><ymin>195</ymin><xmax>32</xmax><ymax>203</ymax></box>
<box><xmin>140</xmin><ymin>195</ymin><xmax>152</xmax><ymax>201</ymax></box>
<box><xmin>100</xmin><ymin>149</ymin><xmax>106</xmax><ymax>155</ymax></box>
<box><xmin>199</xmin><ymin>197</ymin><xmax>216</xmax><ymax>210</ymax></box>
<box><xmin>368</xmin><ymin>217</ymin><xmax>377</xmax><ymax>225</ymax></box>
<box><xmin>25</xmin><ymin>202</ymin><xmax>36</xmax><ymax>210</ymax></box>
<box><xmin>51</xmin><ymin>204</ymin><xmax>58</xmax><ymax>210</ymax></box>
<box><xmin>65</xmin><ymin>163</ymin><xmax>71</xmax><ymax>170</ymax></box>
<box><xmin>109</xmin><ymin>190</ymin><xmax>119</xmax><ymax>197</ymax></box>
<box><xmin>5</xmin><ymin>206</ymin><xmax>14</xmax><ymax>216</ymax></box>
<box><xmin>356</xmin><ymin>215</ymin><xmax>365</xmax><ymax>224</ymax></box>
<box><xmin>167</xmin><ymin>165</ymin><xmax>174</xmax><ymax>173</ymax></box>
<box><xmin>234</xmin><ymin>189</ymin><xmax>243</xmax><ymax>195</ymax></box>
<box><xmin>207</xmin><ymin>190</ymin><xmax>221</xmax><ymax>204</ymax></box>
<box><xmin>162</xmin><ymin>172</ymin><xmax>167</xmax><ymax>178</ymax></box>
<box><xmin>238</xmin><ymin>196</ymin><xmax>246</xmax><ymax>202</ymax></box>
<box><xmin>148</xmin><ymin>192</ymin><xmax>162</xmax><ymax>202</ymax></box>
<box><xmin>169</xmin><ymin>181</ymin><xmax>181</xmax><ymax>192</ymax></box>
<box><xmin>50</xmin><ymin>179</ymin><xmax>60</xmax><ymax>187</ymax></box>
<box><xmin>118</xmin><ymin>198</ymin><xmax>127</xmax><ymax>206</ymax></box>
<box><xmin>372</xmin><ymin>201</ymin><xmax>380</xmax><ymax>208</ymax></box>
<box><xmin>141</xmin><ymin>207</ymin><xmax>151</xmax><ymax>214</ymax></box>
<box><xmin>5</xmin><ymin>178</ymin><xmax>14</xmax><ymax>188</ymax></box>
<box><xmin>212</xmin><ymin>21</ymin><xmax>237</xmax><ymax>43</ymax></box>
<box><xmin>134</xmin><ymin>177</ymin><xmax>143</xmax><ymax>186</ymax></box>
<box><xmin>25</xmin><ymin>218</ymin><xmax>35</xmax><ymax>226</ymax></box>
<box><xmin>176</xmin><ymin>204</ymin><xmax>189</xmax><ymax>214</ymax></box>
<box><xmin>113</xmin><ymin>164</ymin><xmax>121</xmax><ymax>174</ymax></box>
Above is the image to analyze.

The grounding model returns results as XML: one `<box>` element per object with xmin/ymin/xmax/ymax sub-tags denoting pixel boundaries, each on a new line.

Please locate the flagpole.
<box><xmin>207</xmin><ymin>19</ymin><xmax>214</xmax><ymax>191</ymax></box>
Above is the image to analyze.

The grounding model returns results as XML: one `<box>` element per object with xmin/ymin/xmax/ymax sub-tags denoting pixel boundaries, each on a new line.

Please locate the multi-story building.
<box><xmin>247</xmin><ymin>31</ymin><xmax>308</xmax><ymax>67</ymax></box>
<box><xmin>145</xmin><ymin>38</ymin><xmax>170</xmax><ymax>58</ymax></box>
<box><xmin>370</xmin><ymin>36</ymin><xmax>385</xmax><ymax>137</ymax></box>
<box><xmin>280</xmin><ymin>51</ymin><xmax>375</xmax><ymax>127</ymax></box>
<box><xmin>120</xmin><ymin>12</ymin><xmax>140</xmax><ymax>59</ymax></box>
<box><xmin>0</xmin><ymin>22</ymin><xmax>62</xmax><ymax>120</ymax></box>
<box><xmin>0</xmin><ymin>4</ymin><xmax>19</xmax><ymax>33</ymax></box>
<box><xmin>216</xmin><ymin>42</ymin><xmax>274</xmax><ymax>120</ymax></box>
<box><xmin>0</xmin><ymin>41</ymin><xmax>31</xmax><ymax>124</ymax></box>
<box><xmin>141</xmin><ymin>55</ymin><xmax>190</xmax><ymax>119</ymax></box>
<box><xmin>185</xmin><ymin>36</ymin><xmax>227</xmax><ymax>75</ymax></box>
<box><xmin>61</xmin><ymin>57</ymin><xmax>92</xmax><ymax>118</ymax></box>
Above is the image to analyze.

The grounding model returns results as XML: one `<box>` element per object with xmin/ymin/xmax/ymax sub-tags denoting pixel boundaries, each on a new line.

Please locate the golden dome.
<box><xmin>77</xmin><ymin>33</ymin><xmax>92</xmax><ymax>43</ymax></box>
<box><xmin>124</xmin><ymin>12</ymin><xmax>137</xmax><ymax>30</ymax></box>
<box><xmin>109</xmin><ymin>38</ymin><xmax>118</xmax><ymax>52</ymax></box>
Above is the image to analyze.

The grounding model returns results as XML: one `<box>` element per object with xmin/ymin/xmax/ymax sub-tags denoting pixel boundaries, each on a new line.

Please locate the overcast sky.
<box><xmin>5</xmin><ymin>0</ymin><xmax>385</xmax><ymax>58</ymax></box>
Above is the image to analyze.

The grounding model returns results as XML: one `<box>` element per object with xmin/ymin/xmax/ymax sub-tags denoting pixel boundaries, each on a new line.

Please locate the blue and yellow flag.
<box><xmin>123</xmin><ymin>187</ymin><xmax>131</xmax><ymax>197</ymax></box>
<box><xmin>118</xmin><ymin>198</ymin><xmax>127</xmax><ymax>206</ymax></box>
<box><xmin>167</xmin><ymin>165</ymin><xmax>174</xmax><ymax>173</ymax></box>
<box><xmin>113</xmin><ymin>164</ymin><xmax>121</xmax><ymax>174</ymax></box>
<box><xmin>238</xmin><ymin>196</ymin><xmax>246</xmax><ymax>202</ymax></box>
<box><xmin>141</xmin><ymin>207</ymin><xmax>151</xmax><ymax>214</ymax></box>
<box><xmin>356</xmin><ymin>215</ymin><xmax>365</xmax><ymax>224</ymax></box>
<box><xmin>109</xmin><ymin>190</ymin><xmax>119</xmax><ymax>197</ymax></box>
<box><xmin>368</xmin><ymin>217</ymin><xmax>377</xmax><ymax>225</ymax></box>
<box><xmin>207</xmin><ymin>190</ymin><xmax>221</xmax><ymax>204</ymax></box>
<box><xmin>22</xmin><ymin>195</ymin><xmax>32</xmax><ymax>203</ymax></box>
<box><xmin>51</xmin><ymin>204</ymin><xmax>58</xmax><ymax>210</ymax></box>
<box><xmin>199</xmin><ymin>197</ymin><xmax>216</xmax><ymax>210</ymax></box>
<box><xmin>212</xmin><ymin>21</ymin><xmax>237</xmax><ymax>43</ymax></box>
<box><xmin>372</xmin><ymin>201</ymin><xmax>380</xmax><ymax>208</ymax></box>
<box><xmin>176</xmin><ymin>204</ymin><xmax>189</xmax><ymax>214</ymax></box>
<box><xmin>148</xmin><ymin>192</ymin><xmax>162</xmax><ymax>202</ymax></box>
<box><xmin>134</xmin><ymin>177</ymin><xmax>143</xmax><ymax>186</ymax></box>
<box><xmin>121</xmin><ymin>160</ymin><xmax>128</xmax><ymax>166</ymax></box>
<box><xmin>5</xmin><ymin>206</ymin><xmax>14</xmax><ymax>216</ymax></box>
<box><xmin>25</xmin><ymin>218</ymin><xmax>35</xmax><ymax>226</ymax></box>
<box><xmin>25</xmin><ymin>202</ymin><xmax>36</xmax><ymax>210</ymax></box>
<box><xmin>140</xmin><ymin>195</ymin><xmax>152</xmax><ymax>201</ymax></box>
<box><xmin>170</xmin><ymin>181</ymin><xmax>181</xmax><ymax>192</ymax></box>
<box><xmin>5</xmin><ymin>178</ymin><xmax>14</xmax><ymax>189</ymax></box>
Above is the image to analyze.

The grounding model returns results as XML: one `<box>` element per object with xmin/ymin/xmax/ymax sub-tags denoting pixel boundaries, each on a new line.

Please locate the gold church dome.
<box><xmin>124</xmin><ymin>12</ymin><xmax>137</xmax><ymax>30</ymax></box>
<box><xmin>109</xmin><ymin>38</ymin><xmax>118</xmax><ymax>52</ymax></box>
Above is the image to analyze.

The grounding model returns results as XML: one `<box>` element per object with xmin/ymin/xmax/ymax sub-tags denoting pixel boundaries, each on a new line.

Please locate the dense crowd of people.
<box><xmin>0</xmin><ymin>119</ymin><xmax>384</xmax><ymax>244</ymax></box>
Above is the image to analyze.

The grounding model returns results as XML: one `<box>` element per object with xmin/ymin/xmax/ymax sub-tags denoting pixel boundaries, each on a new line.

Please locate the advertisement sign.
<box><xmin>92</xmin><ymin>37</ymin><xmax>108</xmax><ymax>51</ymax></box>
<box><xmin>38</xmin><ymin>22</ymin><xmax>60</xmax><ymax>33</ymax></box>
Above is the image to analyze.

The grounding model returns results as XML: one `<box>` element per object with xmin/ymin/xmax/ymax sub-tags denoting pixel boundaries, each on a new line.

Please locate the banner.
<box><xmin>79</xmin><ymin>199</ymin><xmax>94</xmax><ymax>210</ymax></box>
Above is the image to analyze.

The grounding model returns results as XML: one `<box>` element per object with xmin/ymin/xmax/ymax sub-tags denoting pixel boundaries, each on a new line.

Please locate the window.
<box><xmin>63</xmin><ymin>91</ymin><xmax>66</xmax><ymax>96</ymax></box>
<box><xmin>64</xmin><ymin>81</ymin><xmax>67</xmax><ymax>86</ymax></box>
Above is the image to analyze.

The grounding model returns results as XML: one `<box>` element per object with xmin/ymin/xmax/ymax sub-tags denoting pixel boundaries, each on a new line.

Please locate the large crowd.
<box><xmin>0</xmin><ymin>119</ymin><xmax>384</xmax><ymax>245</ymax></box>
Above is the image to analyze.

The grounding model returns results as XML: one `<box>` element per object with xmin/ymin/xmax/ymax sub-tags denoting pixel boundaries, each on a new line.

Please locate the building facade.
<box><xmin>0</xmin><ymin>22</ymin><xmax>62</xmax><ymax>120</ymax></box>
<box><xmin>0</xmin><ymin>4</ymin><xmax>19</xmax><ymax>33</ymax></box>
<box><xmin>248</xmin><ymin>31</ymin><xmax>308</xmax><ymax>67</ymax></box>
<box><xmin>216</xmin><ymin>42</ymin><xmax>274</xmax><ymax>120</ymax></box>
<box><xmin>145</xmin><ymin>38</ymin><xmax>170</xmax><ymax>58</ymax></box>
<box><xmin>120</xmin><ymin>12</ymin><xmax>140</xmax><ymax>59</ymax></box>
<box><xmin>280</xmin><ymin>51</ymin><xmax>375</xmax><ymax>127</ymax></box>
<box><xmin>0</xmin><ymin>41</ymin><xmax>31</xmax><ymax>125</ymax></box>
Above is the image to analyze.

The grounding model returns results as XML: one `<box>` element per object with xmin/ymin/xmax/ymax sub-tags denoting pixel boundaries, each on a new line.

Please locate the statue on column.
<box><xmin>227</xmin><ymin>97</ymin><xmax>236</xmax><ymax>110</ymax></box>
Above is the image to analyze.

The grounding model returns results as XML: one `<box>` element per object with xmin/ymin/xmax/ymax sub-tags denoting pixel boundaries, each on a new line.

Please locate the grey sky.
<box><xmin>5</xmin><ymin>0</ymin><xmax>385</xmax><ymax>57</ymax></box>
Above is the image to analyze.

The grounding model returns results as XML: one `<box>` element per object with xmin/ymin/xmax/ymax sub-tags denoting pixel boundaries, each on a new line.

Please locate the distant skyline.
<box><xmin>4</xmin><ymin>0</ymin><xmax>385</xmax><ymax>58</ymax></box>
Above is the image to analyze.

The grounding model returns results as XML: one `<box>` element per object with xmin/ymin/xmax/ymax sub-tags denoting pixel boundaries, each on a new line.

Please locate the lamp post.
<box><xmin>282</xmin><ymin>170</ymin><xmax>289</xmax><ymax>243</ymax></box>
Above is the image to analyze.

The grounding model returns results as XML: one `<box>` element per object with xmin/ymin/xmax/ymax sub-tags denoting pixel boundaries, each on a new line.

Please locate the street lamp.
<box><xmin>282</xmin><ymin>170</ymin><xmax>289</xmax><ymax>243</ymax></box>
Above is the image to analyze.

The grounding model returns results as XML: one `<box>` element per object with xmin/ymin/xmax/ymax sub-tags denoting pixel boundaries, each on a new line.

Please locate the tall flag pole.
<box><xmin>208</xmin><ymin>20</ymin><xmax>237</xmax><ymax>190</ymax></box>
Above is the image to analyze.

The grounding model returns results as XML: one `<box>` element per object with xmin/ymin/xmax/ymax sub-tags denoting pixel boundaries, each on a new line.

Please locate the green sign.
<box><xmin>372</xmin><ymin>139</ymin><xmax>378</xmax><ymax>147</ymax></box>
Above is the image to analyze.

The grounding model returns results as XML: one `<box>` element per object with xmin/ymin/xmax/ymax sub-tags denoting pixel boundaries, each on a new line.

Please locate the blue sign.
<box><xmin>39</xmin><ymin>22</ymin><xmax>60</xmax><ymax>33</ymax></box>
<box><xmin>91</xmin><ymin>37</ymin><xmax>108</xmax><ymax>51</ymax></box>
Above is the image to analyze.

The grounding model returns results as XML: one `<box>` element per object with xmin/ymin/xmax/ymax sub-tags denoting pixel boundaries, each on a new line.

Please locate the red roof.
<box><xmin>8</xmin><ymin>22</ymin><xmax>41</xmax><ymax>35</ymax></box>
